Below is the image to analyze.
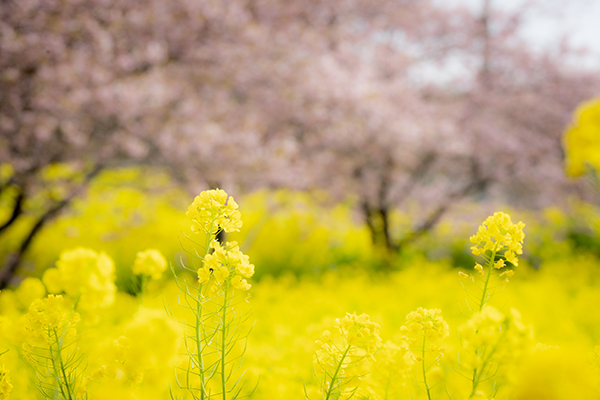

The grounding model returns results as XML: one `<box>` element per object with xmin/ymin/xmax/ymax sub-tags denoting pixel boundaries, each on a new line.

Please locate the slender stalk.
<box><xmin>325</xmin><ymin>345</ymin><xmax>352</xmax><ymax>400</ymax></box>
<box><xmin>196</xmin><ymin>284</ymin><xmax>206</xmax><ymax>400</ymax></box>
<box><xmin>221</xmin><ymin>283</ymin><xmax>229</xmax><ymax>400</ymax></box>
<box><xmin>478</xmin><ymin>246</ymin><xmax>498</xmax><ymax>312</ymax></box>
<box><xmin>469</xmin><ymin>247</ymin><xmax>497</xmax><ymax>397</ymax></box>
<box><xmin>195</xmin><ymin>216</ymin><xmax>217</xmax><ymax>400</ymax></box>
<box><xmin>50</xmin><ymin>328</ymin><xmax>74</xmax><ymax>400</ymax></box>
<box><xmin>470</xmin><ymin>368</ymin><xmax>479</xmax><ymax>398</ymax></box>
<box><xmin>469</xmin><ymin>321</ymin><xmax>508</xmax><ymax>398</ymax></box>
<box><xmin>384</xmin><ymin>365</ymin><xmax>394</xmax><ymax>400</ymax></box>
<box><xmin>422</xmin><ymin>334</ymin><xmax>432</xmax><ymax>400</ymax></box>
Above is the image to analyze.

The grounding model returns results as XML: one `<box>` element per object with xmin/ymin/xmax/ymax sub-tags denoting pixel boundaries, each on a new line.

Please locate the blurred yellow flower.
<box><xmin>23</xmin><ymin>295</ymin><xmax>80</xmax><ymax>350</ymax></box>
<box><xmin>401</xmin><ymin>307</ymin><xmax>449</xmax><ymax>342</ymax></box>
<box><xmin>15</xmin><ymin>277</ymin><xmax>46</xmax><ymax>309</ymax></box>
<box><xmin>314</xmin><ymin>312</ymin><xmax>382</xmax><ymax>399</ymax></box>
<box><xmin>132</xmin><ymin>249</ymin><xmax>167</xmax><ymax>280</ymax></box>
<box><xmin>43</xmin><ymin>248</ymin><xmax>116</xmax><ymax>310</ymax></box>
<box><xmin>563</xmin><ymin>97</ymin><xmax>600</xmax><ymax>177</ymax></box>
<box><xmin>336</xmin><ymin>312</ymin><xmax>382</xmax><ymax>357</ymax></box>
<box><xmin>459</xmin><ymin>306</ymin><xmax>532</xmax><ymax>372</ymax></box>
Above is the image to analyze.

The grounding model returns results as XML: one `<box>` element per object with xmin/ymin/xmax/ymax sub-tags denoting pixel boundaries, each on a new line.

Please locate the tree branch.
<box><xmin>0</xmin><ymin>165</ymin><xmax>104</xmax><ymax>289</ymax></box>
<box><xmin>0</xmin><ymin>188</ymin><xmax>25</xmax><ymax>235</ymax></box>
<box><xmin>396</xmin><ymin>179</ymin><xmax>482</xmax><ymax>249</ymax></box>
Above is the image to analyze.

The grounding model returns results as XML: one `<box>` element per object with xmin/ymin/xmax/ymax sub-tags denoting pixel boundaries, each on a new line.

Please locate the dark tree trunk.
<box><xmin>0</xmin><ymin>189</ymin><xmax>25</xmax><ymax>235</ymax></box>
<box><xmin>0</xmin><ymin>166</ymin><xmax>103</xmax><ymax>289</ymax></box>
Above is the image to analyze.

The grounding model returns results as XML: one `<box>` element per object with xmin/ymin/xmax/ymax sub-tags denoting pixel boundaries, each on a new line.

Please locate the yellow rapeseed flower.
<box><xmin>401</xmin><ymin>308</ymin><xmax>449</xmax><ymax>342</ymax></box>
<box><xmin>23</xmin><ymin>295</ymin><xmax>80</xmax><ymax>350</ymax></box>
<box><xmin>132</xmin><ymin>249</ymin><xmax>167</xmax><ymax>280</ymax></box>
<box><xmin>43</xmin><ymin>248</ymin><xmax>116</xmax><ymax>309</ymax></box>
<box><xmin>335</xmin><ymin>312</ymin><xmax>382</xmax><ymax>357</ymax></box>
<box><xmin>199</xmin><ymin>241</ymin><xmax>254</xmax><ymax>290</ymax></box>
<box><xmin>186</xmin><ymin>189</ymin><xmax>242</xmax><ymax>234</ymax></box>
<box><xmin>470</xmin><ymin>212</ymin><xmax>525</xmax><ymax>266</ymax></box>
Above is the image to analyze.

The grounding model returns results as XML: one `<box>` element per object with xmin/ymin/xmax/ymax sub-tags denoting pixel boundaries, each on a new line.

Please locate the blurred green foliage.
<box><xmin>2</xmin><ymin>168</ymin><xmax>600</xmax><ymax>290</ymax></box>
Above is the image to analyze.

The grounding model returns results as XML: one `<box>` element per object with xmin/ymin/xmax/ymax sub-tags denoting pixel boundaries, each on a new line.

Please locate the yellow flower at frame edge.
<box><xmin>563</xmin><ymin>97</ymin><xmax>600</xmax><ymax>177</ymax></box>
<box><xmin>470</xmin><ymin>212</ymin><xmax>525</xmax><ymax>266</ymax></box>
<box><xmin>186</xmin><ymin>189</ymin><xmax>243</xmax><ymax>234</ymax></box>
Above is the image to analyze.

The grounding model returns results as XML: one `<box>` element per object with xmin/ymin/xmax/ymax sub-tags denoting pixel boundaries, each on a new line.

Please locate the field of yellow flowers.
<box><xmin>1</xmin><ymin>183</ymin><xmax>600</xmax><ymax>400</ymax></box>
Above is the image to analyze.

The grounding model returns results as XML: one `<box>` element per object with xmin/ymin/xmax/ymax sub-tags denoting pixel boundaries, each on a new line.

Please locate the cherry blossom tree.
<box><xmin>1</xmin><ymin>0</ymin><xmax>599</xmax><ymax>285</ymax></box>
<box><xmin>285</xmin><ymin>0</ymin><xmax>600</xmax><ymax>251</ymax></box>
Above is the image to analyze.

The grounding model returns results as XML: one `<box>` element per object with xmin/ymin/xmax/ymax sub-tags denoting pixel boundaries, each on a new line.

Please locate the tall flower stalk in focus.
<box><xmin>457</xmin><ymin>212</ymin><xmax>529</xmax><ymax>399</ymax></box>
<box><xmin>460</xmin><ymin>211</ymin><xmax>525</xmax><ymax>312</ymax></box>
<box><xmin>168</xmin><ymin>189</ymin><xmax>255</xmax><ymax>400</ymax></box>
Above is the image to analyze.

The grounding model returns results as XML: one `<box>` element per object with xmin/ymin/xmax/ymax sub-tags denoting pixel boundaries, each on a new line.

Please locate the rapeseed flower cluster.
<box><xmin>42</xmin><ymin>248</ymin><xmax>116</xmax><ymax>310</ymax></box>
<box><xmin>336</xmin><ymin>312</ymin><xmax>382</xmax><ymax>357</ymax></box>
<box><xmin>461</xmin><ymin>212</ymin><xmax>525</xmax><ymax>312</ymax></box>
<box><xmin>23</xmin><ymin>294</ymin><xmax>80</xmax><ymax>350</ymax></box>
<box><xmin>563</xmin><ymin>97</ymin><xmax>600</xmax><ymax>177</ymax></box>
<box><xmin>401</xmin><ymin>308</ymin><xmax>449</xmax><ymax>343</ymax></box>
<box><xmin>470</xmin><ymin>212</ymin><xmax>525</xmax><ymax>267</ymax></box>
<box><xmin>186</xmin><ymin>188</ymin><xmax>243</xmax><ymax>234</ymax></box>
<box><xmin>132</xmin><ymin>249</ymin><xmax>167</xmax><ymax>280</ymax></box>
<box><xmin>199</xmin><ymin>240</ymin><xmax>254</xmax><ymax>291</ymax></box>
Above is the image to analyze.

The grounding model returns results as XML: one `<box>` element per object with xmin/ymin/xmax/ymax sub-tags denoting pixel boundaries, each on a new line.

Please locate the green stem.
<box><xmin>422</xmin><ymin>334</ymin><xmax>432</xmax><ymax>400</ymax></box>
<box><xmin>195</xmin><ymin>216</ymin><xmax>217</xmax><ymax>400</ymax></box>
<box><xmin>51</xmin><ymin>328</ymin><xmax>74</xmax><ymax>400</ymax></box>
<box><xmin>384</xmin><ymin>365</ymin><xmax>394</xmax><ymax>400</ymax></box>
<box><xmin>469</xmin><ymin>321</ymin><xmax>509</xmax><ymax>398</ymax></box>
<box><xmin>139</xmin><ymin>274</ymin><xmax>149</xmax><ymax>303</ymax></box>
<box><xmin>470</xmin><ymin>368</ymin><xmax>479</xmax><ymax>398</ymax></box>
<box><xmin>221</xmin><ymin>282</ymin><xmax>229</xmax><ymax>400</ymax></box>
<box><xmin>479</xmin><ymin>246</ymin><xmax>498</xmax><ymax>312</ymax></box>
<box><xmin>196</xmin><ymin>284</ymin><xmax>206</xmax><ymax>400</ymax></box>
<box><xmin>324</xmin><ymin>345</ymin><xmax>352</xmax><ymax>400</ymax></box>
